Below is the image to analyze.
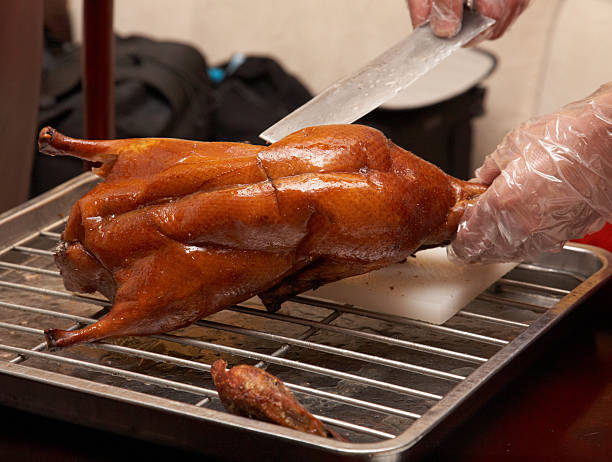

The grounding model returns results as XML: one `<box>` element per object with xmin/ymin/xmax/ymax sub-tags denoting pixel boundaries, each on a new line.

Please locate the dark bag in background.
<box><xmin>32</xmin><ymin>42</ymin><xmax>313</xmax><ymax>196</ymax></box>
<box><xmin>209</xmin><ymin>54</ymin><xmax>312</xmax><ymax>144</ymax></box>
<box><xmin>33</xmin><ymin>35</ymin><xmax>213</xmax><ymax>196</ymax></box>
<box><xmin>34</xmin><ymin>33</ymin><xmax>486</xmax><ymax>196</ymax></box>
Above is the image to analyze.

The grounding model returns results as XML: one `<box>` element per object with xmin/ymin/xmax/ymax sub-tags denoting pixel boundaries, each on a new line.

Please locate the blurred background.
<box><xmin>1</xmin><ymin>0</ymin><xmax>611</xmax><ymax>213</ymax></box>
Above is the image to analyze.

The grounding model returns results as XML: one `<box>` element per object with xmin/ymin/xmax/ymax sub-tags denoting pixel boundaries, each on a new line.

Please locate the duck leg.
<box><xmin>46</xmin><ymin>242</ymin><xmax>296</xmax><ymax>349</ymax></box>
<box><xmin>211</xmin><ymin>360</ymin><xmax>347</xmax><ymax>441</ymax></box>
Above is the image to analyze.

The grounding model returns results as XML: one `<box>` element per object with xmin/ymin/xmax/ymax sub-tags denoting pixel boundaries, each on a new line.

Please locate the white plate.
<box><xmin>381</xmin><ymin>48</ymin><xmax>497</xmax><ymax>110</ymax></box>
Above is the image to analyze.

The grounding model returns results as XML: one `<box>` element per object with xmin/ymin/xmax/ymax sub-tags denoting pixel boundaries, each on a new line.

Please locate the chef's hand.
<box><xmin>406</xmin><ymin>0</ymin><xmax>530</xmax><ymax>44</ymax></box>
<box><xmin>449</xmin><ymin>82</ymin><xmax>612</xmax><ymax>264</ymax></box>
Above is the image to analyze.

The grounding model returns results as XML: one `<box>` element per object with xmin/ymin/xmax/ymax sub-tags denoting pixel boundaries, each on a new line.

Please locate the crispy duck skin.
<box><xmin>211</xmin><ymin>360</ymin><xmax>347</xmax><ymax>441</ymax></box>
<box><xmin>38</xmin><ymin>124</ymin><xmax>486</xmax><ymax>349</ymax></box>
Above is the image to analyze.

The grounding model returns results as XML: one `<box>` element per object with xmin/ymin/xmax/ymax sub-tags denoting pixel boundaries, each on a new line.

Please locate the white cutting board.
<box><xmin>302</xmin><ymin>247</ymin><xmax>518</xmax><ymax>324</ymax></box>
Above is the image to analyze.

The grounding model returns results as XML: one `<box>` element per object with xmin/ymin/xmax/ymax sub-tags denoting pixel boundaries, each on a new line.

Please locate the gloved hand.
<box><xmin>406</xmin><ymin>0</ymin><xmax>530</xmax><ymax>43</ymax></box>
<box><xmin>449</xmin><ymin>82</ymin><xmax>612</xmax><ymax>263</ymax></box>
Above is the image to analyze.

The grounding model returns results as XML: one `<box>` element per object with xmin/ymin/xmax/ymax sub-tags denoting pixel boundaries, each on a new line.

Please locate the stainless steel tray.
<box><xmin>0</xmin><ymin>172</ymin><xmax>610</xmax><ymax>461</ymax></box>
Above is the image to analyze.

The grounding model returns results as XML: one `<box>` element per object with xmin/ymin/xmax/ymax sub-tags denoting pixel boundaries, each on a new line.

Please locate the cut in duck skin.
<box><xmin>38</xmin><ymin>125</ymin><xmax>486</xmax><ymax>349</ymax></box>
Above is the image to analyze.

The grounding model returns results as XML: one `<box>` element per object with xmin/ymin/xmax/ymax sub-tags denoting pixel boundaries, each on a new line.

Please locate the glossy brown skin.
<box><xmin>38</xmin><ymin>125</ymin><xmax>486</xmax><ymax>349</ymax></box>
<box><xmin>211</xmin><ymin>360</ymin><xmax>347</xmax><ymax>440</ymax></box>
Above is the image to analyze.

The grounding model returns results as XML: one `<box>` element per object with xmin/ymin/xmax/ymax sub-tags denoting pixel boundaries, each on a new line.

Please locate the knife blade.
<box><xmin>260</xmin><ymin>9</ymin><xmax>495</xmax><ymax>144</ymax></box>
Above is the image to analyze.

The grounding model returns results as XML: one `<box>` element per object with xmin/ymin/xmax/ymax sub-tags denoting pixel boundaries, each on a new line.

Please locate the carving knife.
<box><xmin>260</xmin><ymin>9</ymin><xmax>495</xmax><ymax>144</ymax></box>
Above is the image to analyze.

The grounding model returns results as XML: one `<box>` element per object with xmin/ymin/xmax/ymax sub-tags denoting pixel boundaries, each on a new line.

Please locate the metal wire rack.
<box><xmin>0</xmin><ymin>173</ymin><xmax>610</xmax><ymax>460</ymax></box>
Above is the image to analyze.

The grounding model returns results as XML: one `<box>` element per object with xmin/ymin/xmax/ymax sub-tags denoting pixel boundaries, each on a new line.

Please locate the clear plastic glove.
<box><xmin>449</xmin><ymin>82</ymin><xmax>612</xmax><ymax>263</ymax></box>
<box><xmin>406</xmin><ymin>0</ymin><xmax>530</xmax><ymax>44</ymax></box>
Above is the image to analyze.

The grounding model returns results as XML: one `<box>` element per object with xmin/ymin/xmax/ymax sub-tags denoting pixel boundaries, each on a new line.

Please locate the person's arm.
<box><xmin>406</xmin><ymin>0</ymin><xmax>530</xmax><ymax>43</ymax></box>
<box><xmin>449</xmin><ymin>82</ymin><xmax>612</xmax><ymax>263</ymax></box>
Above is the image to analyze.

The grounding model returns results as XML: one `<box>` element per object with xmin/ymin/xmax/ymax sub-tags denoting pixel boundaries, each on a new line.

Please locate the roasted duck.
<box><xmin>211</xmin><ymin>360</ymin><xmax>347</xmax><ymax>441</ymax></box>
<box><xmin>39</xmin><ymin>124</ymin><xmax>486</xmax><ymax>349</ymax></box>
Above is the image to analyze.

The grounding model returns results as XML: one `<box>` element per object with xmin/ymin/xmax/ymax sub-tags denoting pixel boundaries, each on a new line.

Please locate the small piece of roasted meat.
<box><xmin>211</xmin><ymin>360</ymin><xmax>347</xmax><ymax>441</ymax></box>
<box><xmin>39</xmin><ymin>124</ymin><xmax>486</xmax><ymax>349</ymax></box>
